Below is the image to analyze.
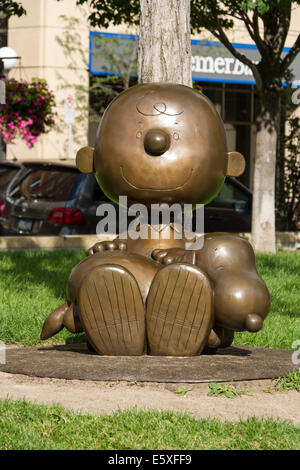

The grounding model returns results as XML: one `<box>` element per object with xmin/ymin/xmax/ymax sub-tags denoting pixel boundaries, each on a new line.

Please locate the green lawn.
<box><xmin>0</xmin><ymin>398</ymin><xmax>299</xmax><ymax>450</ymax></box>
<box><xmin>0</xmin><ymin>250</ymin><xmax>84</xmax><ymax>346</ymax></box>
<box><xmin>234</xmin><ymin>251</ymin><xmax>300</xmax><ymax>349</ymax></box>
<box><xmin>0</xmin><ymin>250</ymin><xmax>299</xmax><ymax>451</ymax></box>
<box><xmin>0</xmin><ymin>249</ymin><xmax>299</xmax><ymax>349</ymax></box>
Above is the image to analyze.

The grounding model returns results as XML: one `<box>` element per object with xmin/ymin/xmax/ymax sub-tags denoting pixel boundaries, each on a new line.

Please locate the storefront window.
<box><xmin>203</xmin><ymin>88</ymin><xmax>222</xmax><ymax>117</ymax></box>
<box><xmin>199</xmin><ymin>82</ymin><xmax>255</xmax><ymax>189</ymax></box>
<box><xmin>225</xmin><ymin>91</ymin><xmax>251</xmax><ymax>122</ymax></box>
<box><xmin>225</xmin><ymin>84</ymin><xmax>250</xmax><ymax>90</ymax></box>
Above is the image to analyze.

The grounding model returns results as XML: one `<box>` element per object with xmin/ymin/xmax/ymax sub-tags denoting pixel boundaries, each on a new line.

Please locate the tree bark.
<box><xmin>252</xmin><ymin>89</ymin><xmax>281</xmax><ymax>254</ymax></box>
<box><xmin>138</xmin><ymin>0</ymin><xmax>192</xmax><ymax>86</ymax></box>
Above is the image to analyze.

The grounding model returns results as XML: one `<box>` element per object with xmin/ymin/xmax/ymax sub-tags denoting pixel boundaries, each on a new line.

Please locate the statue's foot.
<box><xmin>86</xmin><ymin>340</ymin><xmax>97</xmax><ymax>353</ymax></box>
<box><xmin>203</xmin><ymin>326</ymin><xmax>235</xmax><ymax>354</ymax></box>
<box><xmin>78</xmin><ymin>264</ymin><xmax>146</xmax><ymax>355</ymax></box>
<box><xmin>146</xmin><ymin>263</ymin><xmax>213</xmax><ymax>356</ymax></box>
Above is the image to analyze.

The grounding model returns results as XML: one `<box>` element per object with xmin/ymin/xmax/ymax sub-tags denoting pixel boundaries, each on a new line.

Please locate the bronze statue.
<box><xmin>40</xmin><ymin>83</ymin><xmax>270</xmax><ymax>356</ymax></box>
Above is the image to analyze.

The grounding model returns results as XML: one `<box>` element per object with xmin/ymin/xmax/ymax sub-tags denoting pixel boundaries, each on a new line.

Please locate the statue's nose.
<box><xmin>144</xmin><ymin>129</ymin><xmax>170</xmax><ymax>156</ymax></box>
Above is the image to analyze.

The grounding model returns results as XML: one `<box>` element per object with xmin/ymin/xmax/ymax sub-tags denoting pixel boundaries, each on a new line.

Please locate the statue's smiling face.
<box><xmin>94</xmin><ymin>83</ymin><xmax>229</xmax><ymax>206</ymax></box>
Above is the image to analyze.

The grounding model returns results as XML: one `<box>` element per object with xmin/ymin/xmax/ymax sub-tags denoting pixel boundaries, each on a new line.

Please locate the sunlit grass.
<box><xmin>0</xmin><ymin>250</ymin><xmax>84</xmax><ymax>346</ymax></box>
<box><xmin>234</xmin><ymin>251</ymin><xmax>300</xmax><ymax>349</ymax></box>
<box><xmin>0</xmin><ymin>398</ymin><xmax>299</xmax><ymax>450</ymax></box>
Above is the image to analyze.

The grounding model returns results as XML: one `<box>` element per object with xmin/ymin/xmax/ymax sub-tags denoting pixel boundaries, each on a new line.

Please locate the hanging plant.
<box><xmin>0</xmin><ymin>76</ymin><xmax>56</xmax><ymax>148</ymax></box>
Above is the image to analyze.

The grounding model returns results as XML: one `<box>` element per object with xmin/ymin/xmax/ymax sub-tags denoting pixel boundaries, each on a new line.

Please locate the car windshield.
<box><xmin>7</xmin><ymin>167</ymin><xmax>79</xmax><ymax>202</ymax></box>
<box><xmin>207</xmin><ymin>180</ymin><xmax>250</xmax><ymax>210</ymax></box>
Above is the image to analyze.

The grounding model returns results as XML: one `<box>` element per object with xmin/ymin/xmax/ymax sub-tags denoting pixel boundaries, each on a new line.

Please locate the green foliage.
<box><xmin>273</xmin><ymin>370</ymin><xmax>300</xmax><ymax>392</ymax></box>
<box><xmin>0</xmin><ymin>0</ymin><xmax>26</xmax><ymax>17</ymax></box>
<box><xmin>175</xmin><ymin>387</ymin><xmax>193</xmax><ymax>397</ymax></box>
<box><xmin>58</xmin><ymin>0</ymin><xmax>280</xmax><ymax>31</ymax></box>
<box><xmin>222</xmin><ymin>0</ymin><xmax>281</xmax><ymax>15</ymax></box>
<box><xmin>208</xmin><ymin>382</ymin><xmax>252</xmax><ymax>398</ymax></box>
<box><xmin>239</xmin><ymin>1</ymin><xmax>272</xmax><ymax>13</ymax></box>
<box><xmin>75</xmin><ymin>0</ymin><xmax>140</xmax><ymax>29</ymax></box>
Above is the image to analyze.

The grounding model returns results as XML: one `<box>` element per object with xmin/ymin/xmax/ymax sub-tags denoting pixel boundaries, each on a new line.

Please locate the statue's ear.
<box><xmin>226</xmin><ymin>151</ymin><xmax>245</xmax><ymax>177</ymax></box>
<box><xmin>76</xmin><ymin>146</ymin><xmax>95</xmax><ymax>173</ymax></box>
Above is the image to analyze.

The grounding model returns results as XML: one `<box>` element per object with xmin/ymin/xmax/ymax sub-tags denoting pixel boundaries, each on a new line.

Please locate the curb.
<box><xmin>0</xmin><ymin>234</ymin><xmax>115</xmax><ymax>251</ymax></box>
<box><xmin>0</xmin><ymin>232</ymin><xmax>298</xmax><ymax>251</ymax></box>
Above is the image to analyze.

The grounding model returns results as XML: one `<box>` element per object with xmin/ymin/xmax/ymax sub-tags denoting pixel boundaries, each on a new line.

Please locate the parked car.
<box><xmin>204</xmin><ymin>176</ymin><xmax>252</xmax><ymax>232</ymax></box>
<box><xmin>2</xmin><ymin>160</ymin><xmax>252</xmax><ymax>236</ymax></box>
<box><xmin>2</xmin><ymin>161</ymin><xmax>116</xmax><ymax>236</ymax></box>
<box><xmin>0</xmin><ymin>161</ymin><xmax>21</xmax><ymax>234</ymax></box>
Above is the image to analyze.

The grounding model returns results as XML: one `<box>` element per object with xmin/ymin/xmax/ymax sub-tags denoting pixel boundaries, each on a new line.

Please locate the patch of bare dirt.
<box><xmin>0</xmin><ymin>371</ymin><xmax>299</xmax><ymax>425</ymax></box>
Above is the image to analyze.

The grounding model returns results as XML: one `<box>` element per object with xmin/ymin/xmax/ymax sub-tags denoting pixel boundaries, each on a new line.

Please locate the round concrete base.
<box><xmin>0</xmin><ymin>343</ymin><xmax>298</xmax><ymax>383</ymax></box>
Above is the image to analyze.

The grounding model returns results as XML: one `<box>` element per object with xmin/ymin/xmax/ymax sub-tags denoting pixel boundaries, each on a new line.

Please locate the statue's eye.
<box><xmin>173</xmin><ymin>132</ymin><xmax>179</xmax><ymax>140</ymax></box>
<box><xmin>136</xmin><ymin>131</ymin><xmax>142</xmax><ymax>139</ymax></box>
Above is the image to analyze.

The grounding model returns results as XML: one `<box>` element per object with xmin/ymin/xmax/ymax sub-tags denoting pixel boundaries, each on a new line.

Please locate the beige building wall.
<box><xmin>107</xmin><ymin>5</ymin><xmax>300</xmax><ymax>46</ymax></box>
<box><xmin>192</xmin><ymin>6</ymin><xmax>300</xmax><ymax>47</ymax></box>
<box><xmin>7</xmin><ymin>0</ymin><xmax>90</xmax><ymax>161</ymax></box>
<box><xmin>5</xmin><ymin>2</ymin><xmax>300</xmax><ymax>162</ymax></box>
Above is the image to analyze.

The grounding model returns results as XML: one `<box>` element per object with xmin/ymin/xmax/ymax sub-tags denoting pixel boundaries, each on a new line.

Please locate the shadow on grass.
<box><xmin>0</xmin><ymin>249</ymin><xmax>298</xmax><ymax>303</ymax></box>
<box><xmin>0</xmin><ymin>250</ymin><xmax>85</xmax><ymax>299</ymax></box>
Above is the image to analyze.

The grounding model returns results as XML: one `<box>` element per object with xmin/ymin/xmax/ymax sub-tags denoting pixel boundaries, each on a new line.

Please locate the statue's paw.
<box><xmin>86</xmin><ymin>240</ymin><xmax>127</xmax><ymax>256</ymax></box>
<box><xmin>205</xmin><ymin>327</ymin><xmax>234</xmax><ymax>351</ymax></box>
<box><xmin>151</xmin><ymin>248</ymin><xmax>186</xmax><ymax>265</ymax></box>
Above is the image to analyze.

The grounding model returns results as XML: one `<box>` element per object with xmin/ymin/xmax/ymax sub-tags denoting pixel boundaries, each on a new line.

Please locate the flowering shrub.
<box><xmin>0</xmin><ymin>77</ymin><xmax>56</xmax><ymax>148</ymax></box>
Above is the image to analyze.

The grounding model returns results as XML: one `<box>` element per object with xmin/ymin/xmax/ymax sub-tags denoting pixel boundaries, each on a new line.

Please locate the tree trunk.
<box><xmin>138</xmin><ymin>0</ymin><xmax>192</xmax><ymax>86</ymax></box>
<box><xmin>252</xmin><ymin>90</ymin><xmax>281</xmax><ymax>254</ymax></box>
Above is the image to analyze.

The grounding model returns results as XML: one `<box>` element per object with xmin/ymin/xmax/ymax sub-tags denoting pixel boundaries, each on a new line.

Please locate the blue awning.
<box><xmin>89</xmin><ymin>31</ymin><xmax>300</xmax><ymax>86</ymax></box>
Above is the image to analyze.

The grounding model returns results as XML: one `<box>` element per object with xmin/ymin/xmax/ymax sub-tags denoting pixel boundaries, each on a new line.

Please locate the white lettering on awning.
<box><xmin>192</xmin><ymin>55</ymin><xmax>255</xmax><ymax>77</ymax></box>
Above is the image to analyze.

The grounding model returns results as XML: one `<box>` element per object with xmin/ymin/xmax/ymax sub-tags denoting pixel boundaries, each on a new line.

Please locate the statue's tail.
<box><xmin>40</xmin><ymin>302</ymin><xmax>83</xmax><ymax>340</ymax></box>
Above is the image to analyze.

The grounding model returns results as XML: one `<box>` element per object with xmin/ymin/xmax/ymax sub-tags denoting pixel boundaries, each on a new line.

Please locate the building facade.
<box><xmin>5</xmin><ymin>0</ymin><xmax>300</xmax><ymax>191</ymax></box>
<box><xmin>7</xmin><ymin>0</ymin><xmax>90</xmax><ymax>161</ymax></box>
